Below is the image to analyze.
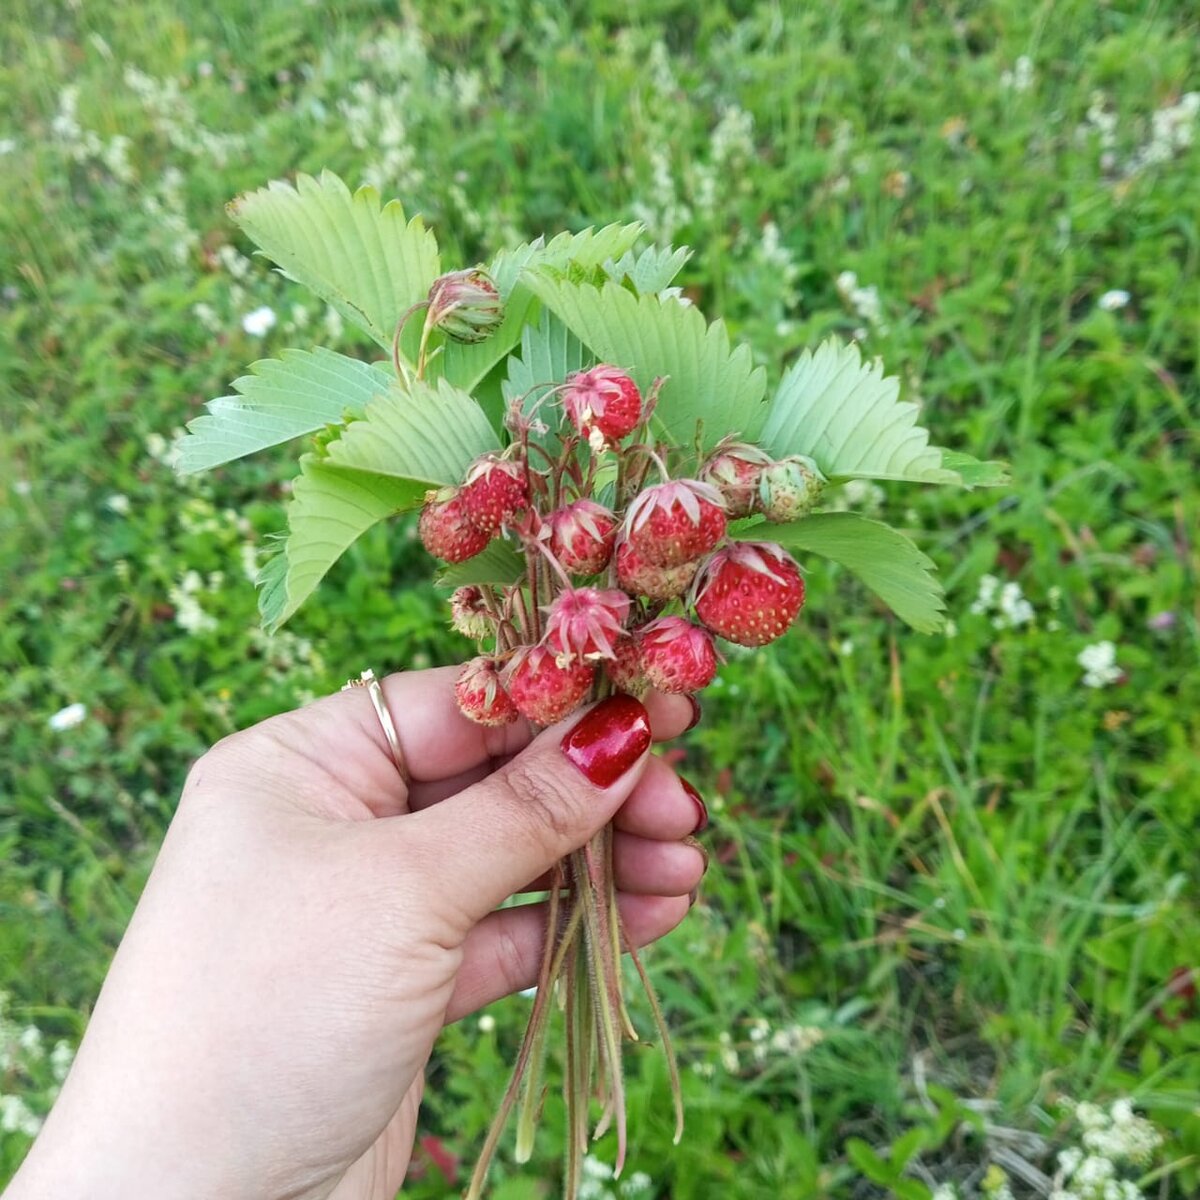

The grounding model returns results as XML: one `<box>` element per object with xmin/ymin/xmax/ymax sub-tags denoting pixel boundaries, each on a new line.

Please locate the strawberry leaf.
<box><xmin>742</xmin><ymin>512</ymin><xmax>947</xmax><ymax>633</ymax></box>
<box><xmin>760</xmin><ymin>339</ymin><xmax>1007</xmax><ymax>487</ymax></box>
<box><xmin>177</xmin><ymin>349</ymin><xmax>392</xmax><ymax>474</ymax></box>
<box><xmin>502</xmin><ymin>310</ymin><xmax>587</xmax><ymax>417</ymax></box>
<box><xmin>435</xmin><ymin>540</ymin><xmax>526</xmax><ymax>590</ymax></box>
<box><xmin>523</xmin><ymin>275</ymin><xmax>768</xmax><ymax>451</ymax></box>
<box><xmin>323</xmin><ymin>376</ymin><xmax>501</xmax><ymax>486</ymax></box>
<box><xmin>602</xmin><ymin>244</ymin><xmax>692</xmax><ymax>293</ymax></box>
<box><xmin>260</xmin><ymin>458</ymin><xmax>426</xmax><ymax>631</ymax></box>
<box><xmin>227</xmin><ymin>171</ymin><xmax>440</xmax><ymax>351</ymax></box>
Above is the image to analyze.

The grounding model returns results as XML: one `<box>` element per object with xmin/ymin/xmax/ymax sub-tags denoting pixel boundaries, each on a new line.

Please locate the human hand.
<box><xmin>6</xmin><ymin>669</ymin><xmax>707</xmax><ymax>1200</ymax></box>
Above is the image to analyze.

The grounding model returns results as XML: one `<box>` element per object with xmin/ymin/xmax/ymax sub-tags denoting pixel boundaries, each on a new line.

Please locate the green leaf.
<box><xmin>742</xmin><ymin>512</ymin><xmax>947</xmax><ymax>633</ymax></box>
<box><xmin>261</xmin><ymin>458</ymin><xmax>425</xmax><ymax>630</ymax></box>
<box><xmin>894</xmin><ymin>1179</ymin><xmax>933</xmax><ymax>1200</ymax></box>
<box><xmin>324</xmin><ymin>376</ymin><xmax>501</xmax><ymax>487</ymax></box>
<box><xmin>761</xmin><ymin>340</ymin><xmax>1007</xmax><ymax>488</ymax></box>
<box><xmin>845</xmin><ymin>1138</ymin><xmax>894</xmax><ymax>1184</ymax></box>
<box><xmin>501</xmin><ymin>309</ymin><xmax>587</xmax><ymax>417</ymax></box>
<box><xmin>760</xmin><ymin>340</ymin><xmax>955</xmax><ymax>483</ymax></box>
<box><xmin>602</xmin><ymin>244</ymin><xmax>692</xmax><ymax>293</ymax></box>
<box><xmin>889</xmin><ymin>1128</ymin><xmax>928</xmax><ymax>1169</ymax></box>
<box><xmin>524</xmin><ymin>276</ymin><xmax>768</xmax><ymax>451</ymax></box>
<box><xmin>228</xmin><ymin>171</ymin><xmax>440</xmax><ymax>351</ymax></box>
<box><xmin>435</xmin><ymin>223</ymin><xmax>644</xmax><ymax>394</ymax></box>
<box><xmin>435</xmin><ymin>540</ymin><xmax>525</xmax><ymax>590</ymax></box>
<box><xmin>177</xmin><ymin>349</ymin><xmax>392</xmax><ymax>474</ymax></box>
<box><xmin>939</xmin><ymin>450</ymin><xmax>1011</xmax><ymax>488</ymax></box>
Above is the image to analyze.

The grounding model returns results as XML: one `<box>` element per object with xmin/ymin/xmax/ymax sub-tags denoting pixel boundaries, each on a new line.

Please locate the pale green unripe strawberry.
<box><xmin>757</xmin><ymin>456</ymin><xmax>826</xmax><ymax>522</ymax></box>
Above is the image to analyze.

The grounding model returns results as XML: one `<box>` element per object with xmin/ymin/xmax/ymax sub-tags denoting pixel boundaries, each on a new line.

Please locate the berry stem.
<box><xmin>527</xmin><ymin>531</ymin><xmax>577</xmax><ymax>594</ymax></box>
<box><xmin>390</xmin><ymin>299</ymin><xmax>427</xmax><ymax>382</ymax></box>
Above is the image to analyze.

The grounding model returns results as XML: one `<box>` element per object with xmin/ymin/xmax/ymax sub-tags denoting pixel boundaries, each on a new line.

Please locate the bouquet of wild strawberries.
<box><xmin>180</xmin><ymin>173</ymin><xmax>1005</xmax><ymax>1197</ymax></box>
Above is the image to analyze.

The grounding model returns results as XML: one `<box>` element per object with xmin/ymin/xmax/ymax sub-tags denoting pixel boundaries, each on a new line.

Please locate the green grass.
<box><xmin>1</xmin><ymin>1</ymin><xmax>1197</xmax><ymax>1195</ymax></box>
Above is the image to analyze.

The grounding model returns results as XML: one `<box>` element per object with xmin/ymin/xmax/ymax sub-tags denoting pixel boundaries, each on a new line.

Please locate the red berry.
<box><xmin>562</xmin><ymin>365</ymin><xmax>642</xmax><ymax>446</ymax></box>
<box><xmin>419</xmin><ymin>492</ymin><xmax>490</xmax><ymax>563</ymax></box>
<box><xmin>699</xmin><ymin>443</ymin><xmax>773</xmax><ymax>519</ymax></box>
<box><xmin>637</xmin><ymin>617</ymin><xmax>718</xmax><ymax>694</ymax></box>
<box><xmin>505</xmin><ymin>645</ymin><xmax>595</xmax><ymax>725</ymax></box>
<box><xmin>624</xmin><ymin>479</ymin><xmax>727</xmax><ymax>568</ymax></box>
<box><xmin>547</xmin><ymin>500</ymin><xmax>618</xmax><ymax>575</ymax></box>
<box><xmin>544</xmin><ymin>587</ymin><xmax>630</xmax><ymax>663</ymax></box>
<box><xmin>694</xmin><ymin>542</ymin><xmax>805</xmax><ymax>647</ymax></box>
<box><xmin>606</xmin><ymin>635</ymin><xmax>649</xmax><ymax>698</ymax></box>
<box><xmin>455</xmin><ymin>657</ymin><xmax>520</xmax><ymax>726</ymax></box>
<box><xmin>615</xmin><ymin>539</ymin><xmax>699</xmax><ymax>601</ymax></box>
<box><xmin>459</xmin><ymin>454</ymin><xmax>528</xmax><ymax>534</ymax></box>
<box><xmin>450</xmin><ymin>586</ymin><xmax>491</xmax><ymax>640</ymax></box>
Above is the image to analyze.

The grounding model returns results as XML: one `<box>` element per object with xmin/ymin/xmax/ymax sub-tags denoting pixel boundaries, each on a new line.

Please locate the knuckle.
<box><xmin>496</xmin><ymin>757</ymin><xmax>585</xmax><ymax>855</ymax></box>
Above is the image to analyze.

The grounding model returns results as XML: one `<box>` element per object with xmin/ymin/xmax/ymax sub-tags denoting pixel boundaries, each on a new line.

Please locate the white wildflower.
<box><xmin>50</xmin><ymin>1040</ymin><xmax>75</xmax><ymax>1082</ymax></box>
<box><xmin>48</xmin><ymin>703</ymin><xmax>87</xmax><ymax>732</ymax></box>
<box><xmin>0</xmin><ymin>137</ymin><xmax>16</xmax><ymax>155</ymax></box>
<box><xmin>241</xmin><ymin>306</ymin><xmax>277</xmax><ymax>338</ymax></box>
<box><xmin>0</xmin><ymin>1095</ymin><xmax>42</xmax><ymax>1138</ymax></box>
<box><xmin>192</xmin><ymin>302</ymin><xmax>221</xmax><ymax>333</ymax></box>
<box><xmin>835</xmin><ymin>270</ymin><xmax>887</xmax><ymax>331</ymax></box>
<box><xmin>1000</xmin><ymin>55</ymin><xmax>1035</xmax><ymax>93</ymax></box>
<box><xmin>932</xmin><ymin>1187</ymin><xmax>958</xmax><ymax>1200</ymax></box>
<box><xmin>1077</xmin><ymin>642</ymin><xmax>1121</xmax><ymax>688</ymax></box>
<box><xmin>718</xmin><ymin>1030</ymin><xmax>740</xmax><ymax>1072</ymax></box>
<box><xmin>839</xmin><ymin>639</ymin><xmax>854</xmax><ymax>656</ymax></box>
<box><xmin>477</xmin><ymin>1014</ymin><xmax>495</xmax><ymax>1033</ymax></box>
<box><xmin>970</xmin><ymin>573</ymin><xmax>1000</xmax><ymax>614</ymax></box>
<box><xmin>622</xmin><ymin>1173</ymin><xmax>653</xmax><ymax>1196</ymax></box>
<box><xmin>105</xmin><ymin>493</ymin><xmax>131</xmax><ymax>515</ymax></box>
<box><xmin>324</xmin><ymin>305</ymin><xmax>345</xmax><ymax>341</ymax></box>
<box><xmin>995</xmin><ymin>581</ymin><xmax>1035</xmax><ymax>629</ymax></box>
<box><xmin>769</xmin><ymin>1024</ymin><xmax>825</xmax><ymax>1055</ymax></box>
<box><xmin>1098</xmin><ymin>289</ymin><xmax>1130</xmax><ymax>311</ymax></box>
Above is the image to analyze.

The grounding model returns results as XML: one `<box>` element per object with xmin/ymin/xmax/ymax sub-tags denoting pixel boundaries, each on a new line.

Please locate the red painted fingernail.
<box><xmin>561</xmin><ymin>694</ymin><xmax>652</xmax><ymax>788</ymax></box>
<box><xmin>685</xmin><ymin>695</ymin><xmax>702</xmax><ymax>731</ymax></box>
<box><xmin>681</xmin><ymin>777</ymin><xmax>708</xmax><ymax>833</ymax></box>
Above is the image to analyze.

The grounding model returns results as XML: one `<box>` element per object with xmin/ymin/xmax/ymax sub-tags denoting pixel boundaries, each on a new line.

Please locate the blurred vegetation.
<box><xmin>1</xmin><ymin>1</ymin><xmax>1197</xmax><ymax>1195</ymax></box>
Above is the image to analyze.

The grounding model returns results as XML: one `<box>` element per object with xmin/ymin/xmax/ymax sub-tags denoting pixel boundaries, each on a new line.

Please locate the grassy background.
<box><xmin>1</xmin><ymin>1</ymin><xmax>1197</xmax><ymax>1196</ymax></box>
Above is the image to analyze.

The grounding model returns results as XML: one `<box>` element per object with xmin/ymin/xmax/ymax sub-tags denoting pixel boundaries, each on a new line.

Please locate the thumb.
<box><xmin>405</xmin><ymin>694</ymin><xmax>653</xmax><ymax>925</ymax></box>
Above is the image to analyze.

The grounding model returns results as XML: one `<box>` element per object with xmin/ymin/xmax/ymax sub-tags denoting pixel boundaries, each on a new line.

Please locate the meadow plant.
<box><xmin>178</xmin><ymin>170</ymin><xmax>1005</xmax><ymax>1195</ymax></box>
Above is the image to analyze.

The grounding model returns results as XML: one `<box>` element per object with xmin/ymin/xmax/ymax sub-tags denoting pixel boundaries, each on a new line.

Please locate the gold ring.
<box><xmin>342</xmin><ymin>669</ymin><xmax>409</xmax><ymax>782</ymax></box>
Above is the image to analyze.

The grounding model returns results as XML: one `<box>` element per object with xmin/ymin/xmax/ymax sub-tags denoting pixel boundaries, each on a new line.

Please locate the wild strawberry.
<box><xmin>459</xmin><ymin>454</ymin><xmax>528</xmax><ymax>534</ymax></box>
<box><xmin>450</xmin><ymin>586</ymin><xmax>492</xmax><ymax>640</ymax></box>
<box><xmin>419</xmin><ymin>491</ymin><xmax>490</xmax><ymax>563</ymax></box>
<box><xmin>699</xmin><ymin>443</ymin><xmax>773</xmax><ymax>519</ymax></box>
<box><xmin>544</xmin><ymin>588</ymin><xmax>630</xmax><ymax>662</ymax></box>
<box><xmin>505</xmin><ymin>645</ymin><xmax>595</xmax><ymax>725</ymax></box>
<box><xmin>637</xmin><ymin>617</ymin><xmax>718</xmax><ymax>694</ymax></box>
<box><xmin>562</xmin><ymin>365</ymin><xmax>642</xmax><ymax>446</ymax></box>
<box><xmin>547</xmin><ymin>500</ymin><xmax>618</xmax><ymax>575</ymax></box>
<box><xmin>757</xmin><ymin>455</ymin><xmax>826</xmax><ymax>523</ymax></box>
<box><xmin>624</xmin><ymin>479</ymin><xmax>727</xmax><ymax>568</ymax></box>
<box><xmin>426</xmin><ymin>268</ymin><xmax>504</xmax><ymax>344</ymax></box>
<box><xmin>694</xmin><ymin>541</ymin><xmax>805</xmax><ymax>647</ymax></box>
<box><xmin>455</xmin><ymin>657</ymin><xmax>520</xmax><ymax>726</ymax></box>
<box><xmin>606</xmin><ymin>635</ymin><xmax>649</xmax><ymax>698</ymax></box>
<box><xmin>615</xmin><ymin>539</ymin><xmax>699</xmax><ymax>601</ymax></box>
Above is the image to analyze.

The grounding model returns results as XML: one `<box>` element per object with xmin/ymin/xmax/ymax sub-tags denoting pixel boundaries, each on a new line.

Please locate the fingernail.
<box><xmin>685</xmin><ymin>695</ymin><xmax>703</xmax><ymax>731</ymax></box>
<box><xmin>688</xmin><ymin>887</ymin><xmax>700</xmax><ymax>908</ymax></box>
<box><xmin>683</xmin><ymin>835</ymin><xmax>709</xmax><ymax>874</ymax></box>
<box><xmin>561</xmin><ymin>694</ymin><xmax>652</xmax><ymax>788</ymax></box>
<box><xmin>681</xmin><ymin>777</ymin><xmax>708</xmax><ymax>833</ymax></box>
